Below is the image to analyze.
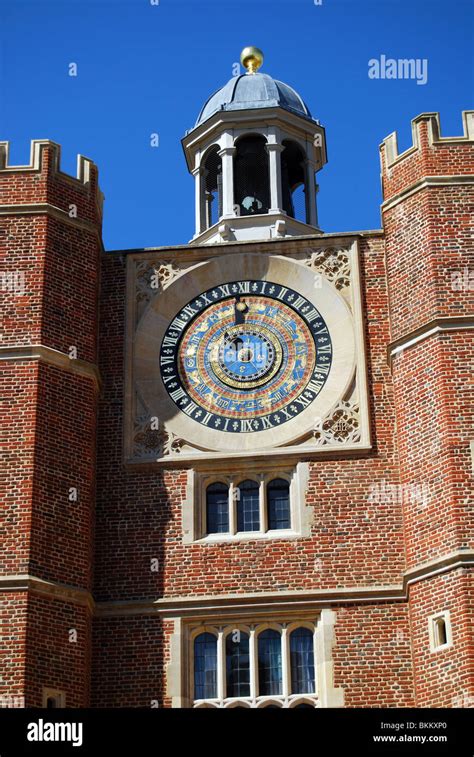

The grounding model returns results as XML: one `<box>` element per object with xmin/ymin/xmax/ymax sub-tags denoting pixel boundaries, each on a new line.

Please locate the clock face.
<box><xmin>159</xmin><ymin>280</ymin><xmax>333</xmax><ymax>433</ymax></box>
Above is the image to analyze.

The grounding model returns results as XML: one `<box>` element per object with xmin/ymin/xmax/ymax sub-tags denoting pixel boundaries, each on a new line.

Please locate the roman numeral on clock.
<box><xmin>170</xmin><ymin>316</ymin><xmax>187</xmax><ymax>332</ymax></box>
<box><xmin>161</xmin><ymin>280</ymin><xmax>334</xmax><ymax>434</ymax></box>
<box><xmin>315</xmin><ymin>362</ymin><xmax>330</xmax><ymax>375</ymax></box>
<box><xmin>237</xmin><ymin>281</ymin><xmax>250</xmax><ymax>294</ymax></box>
<box><xmin>306</xmin><ymin>308</ymin><xmax>321</xmax><ymax>323</ymax></box>
<box><xmin>240</xmin><ymin>419</ymin><xmax>254</xmax><ymax>432</ymax></box>
<box><xmin>293</xmin><ymin>296</ymin><xmax>307</xmax><ymax>310</ymax></box>
<box><xmin>182</xmin><ymin>401</ymin><xmax>199</xmax><ymax>416</ymax></box>
<box><xmin>182</xmin><ymin>304</ymin><xmax>198</xmax><ymax>319</ymax></box>
<box><xmin>170</xmin><ymin>387</ymin><xmax>187</xmax><ymax>402</ymax></box>
<box><xmin>160</xmin><ymin>355</ymin><xmax>174</xmax><ymax>366</ymax></box>
<box><xmin>306</xmin><ymin>379</ymin><xmax>324</xmax><ymax>395</ymax></box>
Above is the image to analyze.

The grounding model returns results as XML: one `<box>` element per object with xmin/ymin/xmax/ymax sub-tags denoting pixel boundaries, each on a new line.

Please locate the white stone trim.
<box><xmin>182</xmin><ymin>107</ymin><xmax>327</xmax><ymax>174</ymax></box>
<box><xmin>183</xmin><ymin>105</ymin><xmax>326</xmax><ymax>244</ymax></box>
<box><xmin>380</xmin><ymin>110</ymin><xmax>474</xmax><ymax>169</ymax></box>
<box><xmin>166</xmin><ymin>617</ymin><xmax>185</xmax><ymax>708</ymax></box>
<box><xmin>129</xmin><ymin>248</ymin><xmax>364</xmax><ymax>459</ymax></box>
<box><xmin>182</xmin><ymin>618</ymin><xmax>325</xmax><ymax>708</ymax></box>
<box><xmin>381</xmin><ymin>175</ymin><xmax>474</xmax><ymax>213</ymax></box>
<box><xmin>428</xmin><ymin>610</ymin><xmax>453</xmax><ymax>653</ymax></box>
<box><xmin>0</xmin><ymin>202</ymin><xmax>103</xmax><ymax>235</ymax></box>
<box><xmin>0</xmin><ymin>139</ymin><xmax>103</xmax><ymax>214</ymax></box>
<box><xmin>315</xmin><ymin>608</ymin><xmax>344</xmax><ymax>707</ymax></box>
<box><xmin>0</xmin><ymin>344</ymin><xmax>101</xmax><ymax>388</ymax></box>
<box><xmin>42</xmin><ymin>688</ymin><xmax>66</xmax><ymax>708</ymax></box>
<box><xmin>182</xmin><ymin>463</ymin><xmax>311</xmax><ymax>544</ymax></box>
<box><xmin>217</xmin><ymin>142</ymin><xmax>236</xmax><ymax>219</ymax></box>
<box><xmin>4</xmin><ymin>552</ymin><xmax>472</xmax><ymax>620</ymax></box>
<box><xmin>0</xmin><ymin>139</ymin><xmax>96</xmax><ymax>185</ymax></box>
<box><xmin>389</xmin><ymin>317</ymin><xmax>474</xmax><ymax>363</ymax></box>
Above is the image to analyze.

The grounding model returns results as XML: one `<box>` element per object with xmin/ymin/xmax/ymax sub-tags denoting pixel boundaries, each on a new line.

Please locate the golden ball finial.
<box><xmin>240</xmin><ymin>46</ymin><xmax>264</xmax><ymax>74</ymax></box>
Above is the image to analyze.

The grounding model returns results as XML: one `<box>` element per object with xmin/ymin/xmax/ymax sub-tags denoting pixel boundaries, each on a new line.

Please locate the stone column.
<box><xmin>304</xmin><ymin>158</ymin><xmax>318</xmax><ymax>227</ymax></box>
<box><xmin>218</xmin><ymin>146</ymin><xmax>236</xmax><ymax>218</ymax></box>
<box><xmin>266</xmin><ymin>142</ymin><xmax>284</xmax><ymax>214</ymax></box>
<box><xmin>192</xmin><ymin>164</ymin><xmax>206</xmax><ymax>236</ymax></box>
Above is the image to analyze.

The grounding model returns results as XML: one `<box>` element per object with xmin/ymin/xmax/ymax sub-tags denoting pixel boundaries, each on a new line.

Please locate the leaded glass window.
<box><xmin>194</xmin><ymin>633</ymin><xmax>217</xmax><ymax>699</ymax></box>
<box><xmin>290</xmin><ymin>627</ymin><xmax>315</xmax><ymax>694</ymax></box>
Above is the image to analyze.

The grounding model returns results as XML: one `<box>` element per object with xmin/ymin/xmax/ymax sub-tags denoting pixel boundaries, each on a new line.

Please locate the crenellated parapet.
<box><xmin>380</xmin><ymin>111</ymin><xmax>474</xmax><ymax>205</ymax></box>
<box><xmin>0</xmin><ymin>139</ymin><xmax>104</xmax><ymax>224</ymax></box>
<box><xmin>0</xmin><ymin>138</ymin><xmax>104</xmax><ymax>362</ymax></box>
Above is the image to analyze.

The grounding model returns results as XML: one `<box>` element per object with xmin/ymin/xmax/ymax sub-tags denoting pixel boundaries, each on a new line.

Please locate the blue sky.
<box><xmin>0</xmin><ymin>0</ymin><xmax>472</xmax><ymax>250</ymax></box>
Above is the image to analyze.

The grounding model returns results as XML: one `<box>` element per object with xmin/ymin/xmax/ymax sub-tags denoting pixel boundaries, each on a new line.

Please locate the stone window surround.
<box><xmin>428</xmin><ymin>610</ymin><xmax>453</xmax><ymax>653</ymax></box>
<box><xmin>167</xmin><ymin>608</ymin><xmax>344</xmax><ymax>709</ymax></box>
<box><xmin>42</xmin><ymin>688</ymin><xmax>66</xmax><ymax>708</ymax></box>
<box><xmin>182</xmin><ymin>462</ymin><xmax>311</xmax><ymax>544</ymax></box>
<box><xmin>191</xmin><ymin>620</ymin><xmax>318</xmax><ymax>708</ymax></box>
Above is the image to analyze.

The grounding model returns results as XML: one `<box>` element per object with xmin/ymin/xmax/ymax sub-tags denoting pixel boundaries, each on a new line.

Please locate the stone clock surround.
<box><xmin>124</xmin><ymin>234</ymin><xmax>371</xmax><ymax>466</ymax></box>
<box><xmin>141</xmin><ymin>257</ymin><xmax>348</xmax><ymax>450</ymax></box>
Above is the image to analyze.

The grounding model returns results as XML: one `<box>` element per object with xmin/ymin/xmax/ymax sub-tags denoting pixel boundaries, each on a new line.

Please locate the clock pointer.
<box><xmin>234</xmin><ymin>296</ymin><xmax>248</xmax><ymax>325</ymax></box>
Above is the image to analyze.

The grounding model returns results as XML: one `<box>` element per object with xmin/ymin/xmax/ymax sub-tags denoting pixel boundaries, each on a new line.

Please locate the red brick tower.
<box><xmin>380</xmin><ymin>112</ymin><xmax>474</xmax><ymax>707</ymax></box>
<box><xmin>1</xmin><ymin>110</ymin><xmax>473</xmax><ymax>711</ymax></box>
<box><xmin>0</xmin><ymin>141</ymin><xmax>103</xmax><ymax>707</ymax></box>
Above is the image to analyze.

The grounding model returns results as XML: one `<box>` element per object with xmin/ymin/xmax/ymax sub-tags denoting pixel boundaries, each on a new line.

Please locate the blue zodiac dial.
<box><xmin>159</xmin><ymin>280</ymin><xmax>333</xmax><ymax>433</ymax></box>
<box><xmin>212</xmin><ymin>324</ymin><xmax>283</xmax><ymax>389</ymax></box>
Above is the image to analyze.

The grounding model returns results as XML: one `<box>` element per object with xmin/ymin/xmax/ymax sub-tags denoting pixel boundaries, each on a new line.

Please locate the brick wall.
<box><xmin>92</xmin><ymin>616</ymin><xmax>173</xmax><ymax>708</ymax></box>
<box><xmin>408</xmin><ymin>569</ymin><xmax>473</xmax><ymax>707</ymax></box>
<box><xmin>0</xmin><ymin>142</ymin><xmax>102</xmax><ymax>706</ymax></box>
<box><xmin>333</xmin><ymin>602</ymin><xmax>415</xmax><ymax>707</ymax></box>
<box><xmin>1</xmin><ymin>113</ymin><xmax>472</xmax><ymax>708</ymax></box>
<box><xmin>381</xmin><ymin>113</ymin><xmax>474</xmax><ymax>707</ymax></box>
<box><xmin>94</xmin><ymin>235</ymin><xmax>405</xmax><ymax>601</ymax></box>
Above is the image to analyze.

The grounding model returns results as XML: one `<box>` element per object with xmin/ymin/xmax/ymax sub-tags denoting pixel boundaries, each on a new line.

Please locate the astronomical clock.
<box><xmin>125</xmin><ymin>241</ymin><xmax>370</xmax><ymax>466</ymax></box>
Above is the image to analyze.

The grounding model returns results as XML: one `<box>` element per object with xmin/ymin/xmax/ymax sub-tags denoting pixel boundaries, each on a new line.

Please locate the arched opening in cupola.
<box><xmin>233</xmin><ymin>134</ymin><xmax>270</xmax><ymax>217</ymax></box>
<box><xmin>281</xmin><ymin>139</ymin><xmax>308</xmax><ymax>223</ymax></box>
<box><xmin>202</xmin><ymin>145</ymin><xmax>222</xmax><ymax>229</ymax></box>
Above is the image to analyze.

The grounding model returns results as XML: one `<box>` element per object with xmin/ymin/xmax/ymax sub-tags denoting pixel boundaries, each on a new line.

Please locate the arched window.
<box><xmin>236</xmin><ymin>480</ymin><xmax>260</xmax><ymax>532</ymax></box>
<box><xmin>203</xmin><ymin>146</ymin><xmax>222</xmax><ymax>229</ymax></box>
<box><xmin>267</xmin><ymin>478</ymin><xmax>291</xmax><ymax>530</ymax></box>
<box><xmin>258</xmin><ymin>629</ymin><xmax>282</xmax><ymax>696</ymax></box>
<box><xmin>226</xmin><ymin>631</ymin><xmax>250</xmax><ymax>698</ymax></box>
<box><xmin>234</xmin><ymin>135</ymin><xmax>270</xmax><ymax>216</ymax></box>
<box><xmin>290</xmin><ymin>627</ymin><xmax>315</xmax><ymax>694</ymax></box>
<box><xmin>194</xmin><ymin>633</ymin><xmax>218</xmax><ymax>699</ymax></box>
<box><xmin>281</xmin><ymin>140</ymin><xmax>307</xmax><ymax>223</ymax></box>
<box><xmin>206</xmin><ymin>482</ymin><xmax>229</xmax><ymax>534</ymax></box>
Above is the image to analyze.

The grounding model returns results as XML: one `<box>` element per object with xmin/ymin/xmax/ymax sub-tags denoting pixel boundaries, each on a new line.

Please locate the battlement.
<box><xmin>381</xmin><ymin>111</ymin><xmax>474</xmax><ymax>168</ymax></box>
<box><xmin>0</xmin><ymin>139</ymin><xmax>104</xmax><ymax>218</ymax></box>
<box><xmin>380</xmin><ymin>111</ymin><xmax>474</xmax><ymax>203</ymax></box>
